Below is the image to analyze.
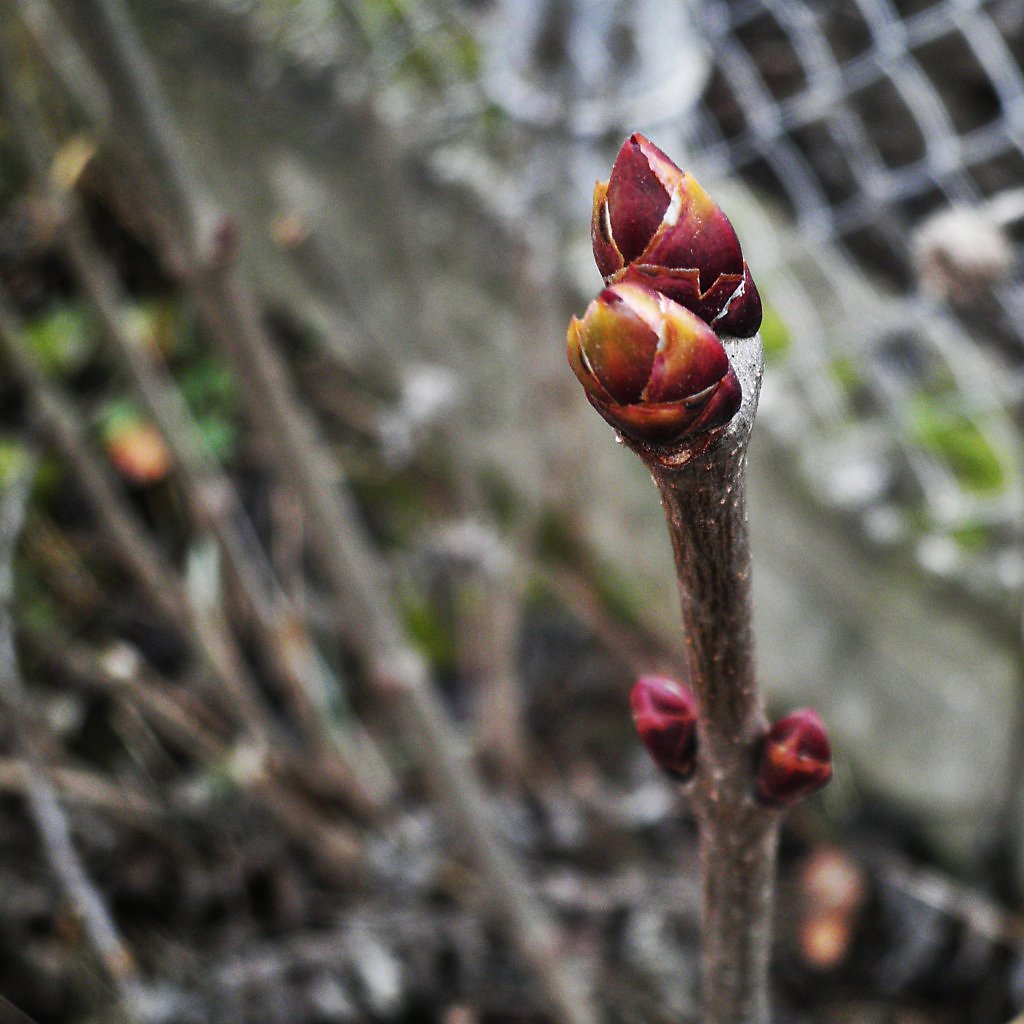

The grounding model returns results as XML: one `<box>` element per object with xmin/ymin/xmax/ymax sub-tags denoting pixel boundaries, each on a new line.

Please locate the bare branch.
<box><xmin>19</xmin><ymin>621</ymin><xmax>365</xmax><ymax>878</ymax></box>
<box><xmin>634</xmin><ymin>331</ymin><xmax>778</xmax><ymax>1024</ymax></box>
<box><xmin>0</xmin><ymin>291</ymin><xmax>269</xmax><ymax>736</ymax></box>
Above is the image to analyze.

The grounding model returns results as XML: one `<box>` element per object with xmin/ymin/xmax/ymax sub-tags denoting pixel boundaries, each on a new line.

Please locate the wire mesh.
<box><xmin>630</xmin><ymin>0</ymin><xmax>1024</xmax><ymax>606</ymax></box>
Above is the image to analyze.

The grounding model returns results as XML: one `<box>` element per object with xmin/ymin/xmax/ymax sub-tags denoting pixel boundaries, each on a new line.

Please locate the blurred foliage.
<box><xmin>591</xmin><ymin>560</ymin><xmax>647</xmax><ymax>628</ymax></box>
<box><xmin>399</xmin><ymin>579</ymin><xmax>456</xmax><ymax>671</ymax></box>
<box><xmin>909</xmin><ymin>396</ymin><xmax>1006</xmax><ymax>495</ymax></box>
<box><xmin>828</xmin><ymin>355</ymin><xmax>864</xmax><ymax>396</ymax></box>
<box><xmin>0</xmin><ymin>436</ymin><xmax>32</xmax><ymax>488</ymax></box>
<box><xmin>759</xmin><ymin>301</ymin><xmax>791</xmax><ymax>364</ymax></box>
<box><xmin>24</xmin><ymin>304</ymin><xmax>96</xmax><ymax>376</ymax></box>
<box><xmin>177</xmin><ymin>354</ymin><xmax>241</xmax><ymax>462</ymax></box>
<box><xmin>950</xmin><ymin>520</ymin><xmax>992</xmax><ymax>552</ymax></box>
<box><xmin>344</xmin><ymin>0</ymin><xmax>481</xmax><ymax>87</ymax></box>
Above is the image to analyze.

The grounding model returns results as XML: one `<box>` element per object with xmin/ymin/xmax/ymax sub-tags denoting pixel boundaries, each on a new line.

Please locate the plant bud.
<box><xmin>630</xmin><ymin>675</ymin><xmax>699</xmax><ymax>780</ymax></box>
<box><xmin>757</xmin><ymin>708</ymin><xmax>832</xmax><ymax>807</ymax></box>
<box><xmin>592</xmin><ymin>133</ymin><xmax>761</xmax><ymax>337</ymax></box>
<box><xmin>567</xmin><ymin>281</ymin><xmax>741</xmax><ymax>444</ymax></box>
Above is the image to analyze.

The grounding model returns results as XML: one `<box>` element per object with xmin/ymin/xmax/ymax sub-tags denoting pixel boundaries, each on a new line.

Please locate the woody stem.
<box><xmin>634</xmin><ymin>331</ymin><xmax>776</xmax><ymax>1024</ymax></box>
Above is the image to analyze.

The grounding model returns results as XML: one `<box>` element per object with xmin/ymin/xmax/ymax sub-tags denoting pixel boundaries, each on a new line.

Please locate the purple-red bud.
<box><xmin>757</xmin><ymin>708</ymin><xmax>833</xmax><ymax>807</ymax></box>
<box><xmin>630</xmin><ymin>675</ymin><xmax>699</xmax><ymax>780</ymax></box>
<box><xmin>592</xmin><ymin>133</ymin><xmax>762</xmax><ymax>337</ymax></box>
<box><xmin>567</xmin><ymin>281</ymin><xmax>741</xmax><ymax>444</ymax></box>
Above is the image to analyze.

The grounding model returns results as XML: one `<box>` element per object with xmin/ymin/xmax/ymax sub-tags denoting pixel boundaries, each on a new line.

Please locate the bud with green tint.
<box><xmin>567</xmin><ymin>281</ymin><xmax>741</xmax><ymax>444</ymax></box>
<box><xmin>630</xmin><ymin>675</ymin><xmax>699</xmax><ymax>781</ymax></box>
<box><xmin>757</xmin><ymin>709</ymin><xmax>833</xmax><ymax>807</ymax></box>
<box><xmin>592</xmin><ymin>133</ymin><xmax>762</xmax><ymax>338</ymax></box>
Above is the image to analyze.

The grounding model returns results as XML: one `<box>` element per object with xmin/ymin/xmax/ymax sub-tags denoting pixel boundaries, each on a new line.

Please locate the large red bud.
<box><xmin>591</xmin><ymin>133</ymin><xmax>762</xmax><ymax>337</ymax></box>
<box><xmin>567</xmin><ymin>282</ymin><xmax>741</xmax><ymax>445</ymax></box>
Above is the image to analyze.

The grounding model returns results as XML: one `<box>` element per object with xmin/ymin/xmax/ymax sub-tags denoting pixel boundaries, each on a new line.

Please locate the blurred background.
<box><xmin>1</xmin><ymin>0</ymin><xmax>1023</xmax><ymax>1021</ymax></box>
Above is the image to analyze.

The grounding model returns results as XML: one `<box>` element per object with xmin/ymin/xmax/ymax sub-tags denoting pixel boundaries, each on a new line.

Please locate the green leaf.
<box><xmin>759</xmin><ymin>302</ymin><xmax>791</xmax><ymax>363</ymax></box>
<box><xmin>0</xmin><ymin>437</ymin><xmax>32</xmax><ymax>488</ymax></box>
<box><xmin>196</xmin><ymin>414</ymin><xmax>237</xmax><ymax>462</ymax></box>
<box><xmin>910</xmin><ymin>397</ymin><xmax>1007</xmax><ymax>495</ymax></box>
<box><xmin>829</xmin><ymin>355</ymin><xmax>862</xmax><ymax>394</ymax></box>
<box><xmin>24</xmin><ymin>304</ymin><xmax>94</xmax><ymax>375</ymax></box>
<box><xmin>95</xmin><ymin>397</ymin><xmax>144</xmax><ymax>443</ymax></box>
<box><xmin>951</xmin><ymin>520</ymin><xmax>991</xmax><ymax>552</ymax></box>
<box><xmin>399</xmin><ymin>584</ymin><xmax>455</xmax><ymax>669</ymax></box>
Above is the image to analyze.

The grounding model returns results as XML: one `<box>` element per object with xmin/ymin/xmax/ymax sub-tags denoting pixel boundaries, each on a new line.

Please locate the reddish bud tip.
<box><xmin>567</xmin><ymin>281</ymin><xmax>741</xmax><ymax>445</ymax></box>
<box><xmin>630</xmin><ymin>675</ymin><xmax>698</xmax><ymax>780</ymax></box>
<box><xmin>757</xmin><ymin>708</ymin><xmax>833</xmax><ymax>807</ymax></box>
<box><xmin>591</xmin><ymin>134</ymin><xmax>761</xmax><ymax>337</ymax></box>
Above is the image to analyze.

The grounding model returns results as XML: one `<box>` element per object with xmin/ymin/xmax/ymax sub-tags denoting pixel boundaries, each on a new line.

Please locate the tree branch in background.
<box><xmin>21</xmin><ymin>1</ymin><xmax>597</xmax><ymax>1018</ymax></box>
<box><xmin>0</xmin><ymin>291</ymin><xmax>268</xmax><ymax>736</ymax></box>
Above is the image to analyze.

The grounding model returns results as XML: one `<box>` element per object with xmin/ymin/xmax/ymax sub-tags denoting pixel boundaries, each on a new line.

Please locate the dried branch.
<box><xmin>0</xmin><ymin>290</ymin><xmax>268</xmax><ymax>736</ymax></box>
<box><xmin>0</xmin><ymin>757</ymin><xmax>159</xmax><ymax>818</ymax></box>
<box><xmin>19</xmin><ymin>621</ymin><xmax>365</xmax><ymax>877</ymax></box>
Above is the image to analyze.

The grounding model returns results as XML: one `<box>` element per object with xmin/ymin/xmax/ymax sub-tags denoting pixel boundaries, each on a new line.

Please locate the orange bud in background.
<box><xmin>106</xmin><ymin>421</ymin><xmax>172</xmax><ymax>486</ymax></box>
<box><xmin>798</xmin><ymin>846</ymin><xmax>867</xmax><ymax>971</ymax></box>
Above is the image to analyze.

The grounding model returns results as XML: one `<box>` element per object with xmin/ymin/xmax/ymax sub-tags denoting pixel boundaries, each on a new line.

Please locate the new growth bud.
<box><xmin>757</xmin><ymin>709</ymin><xmax>832</xmax><ymax>807</ymax></box>
<box><xmin>630</xmin><ymin>675</ymin><xmax>699</xmax><ymax>780</ymax></box>
<box><xmin>567</xmin><ymin>281</ymin><xmax>741</xmax><ymax>444</ymax></box>
<box><xmin>592</xmin><ymin>133</ymin><xmax>762</xmax><ymax>337</ymax></box>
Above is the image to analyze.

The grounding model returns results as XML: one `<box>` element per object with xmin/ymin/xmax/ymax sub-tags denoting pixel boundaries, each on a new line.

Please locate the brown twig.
<box><xmin>0</xmin><ymin>290</ymin><xmax>269</xmax><ymax>735</ymax></box>
<box><xmin>0</xmin><ymin>757</ymin><xmax>159</xmax><ymax>819</ymax></box>
<box><xmin>627</xmin><ymin>331</ymin><xmax>776</xmax><ymax>1024</ymax></box>
<box><xmin>19</xmin><ymin>621</ymin><xmax>365</xmax><ymax>878</ymax></box>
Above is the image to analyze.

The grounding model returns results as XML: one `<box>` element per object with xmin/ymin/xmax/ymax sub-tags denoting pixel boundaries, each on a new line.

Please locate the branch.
<box><xmin>19</xmin><ymin>621</ymin><xmax>365</xmax><ymax>878</ymax></box>
<box><xmin>635</xmin><ymin>332</ymin><xmax>777</xmax><ymax>1024</ymax></box>
<box><xmin>0</xmin><ymin>42</ymin><xmax>395</xmax><ymax>816</ymax></box>
<box><xmin>0</xmin><ymin>290</ymin><xmax>268</xmax><ymax>735</ymax></box>
<box><xmin>0</xmin><ymin>757</ymin><xmax>158</xmax><ymax>819</ymax></box>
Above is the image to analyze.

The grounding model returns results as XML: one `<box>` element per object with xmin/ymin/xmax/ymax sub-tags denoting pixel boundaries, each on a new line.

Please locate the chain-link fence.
<box><xmin>467</xmin><ymin>0</ymin><xmax>1024</xmax><ymax>612</ymax></box>
<box><xmin>690</xmin><ymin>0</ymin><xmax>1024</xmax><ymax>609</ymax></box>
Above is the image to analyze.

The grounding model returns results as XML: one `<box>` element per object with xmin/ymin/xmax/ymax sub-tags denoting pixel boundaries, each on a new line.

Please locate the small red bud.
<box><xmin>630</xmin><ymin>675</ymin><xmax>698</xmax><ymax>780</ymax></box>
<box><xmin>757</xmin><ymin>708</ymin><xmax>832</xmax><ymax>807</ymax></box>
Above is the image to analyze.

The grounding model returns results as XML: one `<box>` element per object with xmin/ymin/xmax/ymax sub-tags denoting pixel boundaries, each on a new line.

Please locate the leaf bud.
<box><xmin>592</xmin><ymin>133</ymin><xmax>761</xmax><ymax>337</ymax></box>
<box><xmin>756</xmin><ymin>708</ymin><xmax>833</xmax><ymax>807</ymax></box>
<box><xmin>567</xmin><ymin>281</ymin><xmax>741</xmax><ymax>445</ymax></box>
<box><xmin>630</xmin><ymin>675</ymin><xmax>699</xmax><ymax>781</ymax></box>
